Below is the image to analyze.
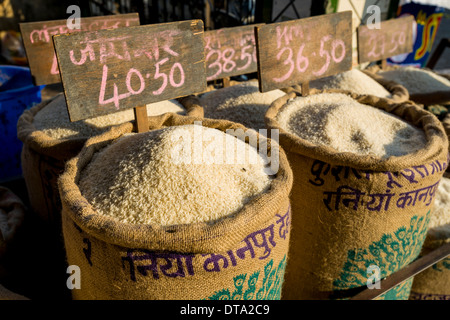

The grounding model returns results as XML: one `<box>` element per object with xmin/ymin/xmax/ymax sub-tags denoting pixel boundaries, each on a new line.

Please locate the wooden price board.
<box><xmin>204</xmin><ymin>24</ymin><xmax>263</xmax><ymax>82</ymax></box>
<box><xmin>255</xmin><ymin>11</ymin><xmax>352</xmax><ymax>93</ymax></box>
<box><xmin>52</xmin><ymin>20</ymin><xmax>206</xmax><ymax>131</ymax></box>
<box><xmin>20</xmin><ymin>13</ymin><xmax>140</xmax><ymax>86</ymax></box>
<box><xmin>357</xmin><ymin>16</ymin><xmax>414</xmax><ymax>64</ymax></box>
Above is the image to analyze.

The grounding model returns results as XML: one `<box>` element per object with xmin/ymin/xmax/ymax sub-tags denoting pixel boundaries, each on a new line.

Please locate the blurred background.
<box><xmin>0</xmin><ymin>0</ymin><xmax>447</xmax><ymax>68</ymax></box>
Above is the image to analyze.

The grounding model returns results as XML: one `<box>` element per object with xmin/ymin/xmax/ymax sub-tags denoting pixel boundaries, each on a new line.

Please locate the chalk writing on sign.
<box><xmin>19</xmin><ymin>13</ymin><xmax>140</xmax><ymax>85</ymax></box>
<box><xmin>53</xmin><ymin>20</ymin><xmax>206</xmax><ymax>122</ymax></box>
<box><xmin>204</xmin><ymin>24</ymin><xmax>263</xmax><ymax>81</ymax></box>
<box><xmin>357</xmin><ymin>16</ymin><xmax>414</xmax><ymax>64</ymax></box>
<box><xmin>256</xmin><ymin>11</ymin><xmax>352</xmax><ymax>92</ymax></box>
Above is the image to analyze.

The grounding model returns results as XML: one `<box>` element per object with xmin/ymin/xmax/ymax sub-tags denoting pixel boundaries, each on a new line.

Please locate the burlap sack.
<box><xmin>265</xmin><ymin>90</ymin><xmax>449</xmax><ymax>300</ymax></box>
<box><xmin>58</xmin><ymin>114</ymin><xmax>293</xmax><ymax>300</ymax></box>
<box><xmin>17</xmin><ymin>95</ymin><xmax>204</xmax><ymax>229</ymax></box>
<box><xmin>0</xmin><ymin>187</ymin><xmax>26</xmax><ymax>258</ymax></box>
<box><xmin>409</xmin><ymin>232</ymin><xmax>450</xmax><ymax>300</ymax></box>
<box><xmin>366</xmin><ymin>64</ymin><xmax>450</xmax><ymax>106</ymax></box>
<box><xmin>0</xmin><ymin>284</ymin><xmax>28</xmax><ymax>300</ymax></box>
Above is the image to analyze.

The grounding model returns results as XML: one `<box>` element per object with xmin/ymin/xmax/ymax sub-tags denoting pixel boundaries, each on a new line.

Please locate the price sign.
<box><xmin>20</xmin><ymin>13</ymin><xmax>140</xmax><ymax>86</ymax></box>
<box><xmin>52</xmin><ymin>20</ymin><xmax>206</xmax><ymax>125</ymax></box>
<box><xmin>357</xmin><ymin>16</ymin><xmax>414</xmax><ymax>64</ymax></box>
<box><xmin>204</xmin><ymin>24</ymin><xmax>263</xmax><ymax>82</ymax></box>
<box><xmin>255</xmin><ymin>12</ymin><xmax>352</xmax><ymax>93</ymax></box>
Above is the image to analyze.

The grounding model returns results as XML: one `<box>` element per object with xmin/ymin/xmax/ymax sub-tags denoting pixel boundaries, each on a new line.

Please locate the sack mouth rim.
<box><xmin>265</xmin><ymin>90</ymin><xmax>449</xmax><ymax>172</ymax></box>
<box><xmin>58</xmin><ymin>114</ymin><xmax>293</xmax><ymax>253</ymax></box>
<box><xmin>17</xmin><ymin>93</ymin><xmax>204</xmax><ymax>160</ymax></box>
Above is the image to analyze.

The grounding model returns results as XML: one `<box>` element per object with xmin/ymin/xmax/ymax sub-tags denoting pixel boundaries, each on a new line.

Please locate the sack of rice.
<box><xmin>409</xmin><ymin>176</ymin><xmax>450</xmax><ymax>300</ymax></box>
<box><xmin>200</xmin><ymin>80</ymin><xmax>285</xmax><ymax>133</ymax></box>
<box><xmin>58</xmin><ymin>114</ymin><xmax>293</xmax><ymax>300</ymax></box>
<box><xmin>17</xmin><ymin>94</ymin><xmax>203</xmax><ymax>227</ymax></box>
<box><xmin>0</xmin><ymin>284</ymin><xmax>28</xmax><ymax>300</ymax></box>
<box><xmin>309</xmin><ymin>68</ymin><xmax>409</xmax><ymax>102</ymax></box>
<box><xmin>375</xmin><ymin>65</ymin><xmax>450</xmax><ymax>106</ymax></box>
<box><xmin>265</xmin><ymin>90</ymin><xmax>449</xmax><ymax>300</ymax></box>
<box><xmin>0</xmin><ymin>187</ymin><xmax>25</xmax><ymax>259</ymax></box>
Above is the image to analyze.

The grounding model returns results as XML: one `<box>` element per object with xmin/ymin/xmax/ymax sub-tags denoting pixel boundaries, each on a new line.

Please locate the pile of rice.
<box><xmin>200</xmin><ymin>80</ymin><xmax>285</xmax><ymax>131</ymax></box>
<box><xmin>78</xmin><ymin>124</ymin><xmax>272</xmax><ymax>226</ymax></box>
<box><xmin>33</xmin><ymin>94</ymin><xmax>186</xmax><ymax>140</ymax></box>
<box><xmin>310</xmin><ymin>69</ymin><xmax>392</xmax><ymax>98</ymax></box>
<box><xmin>428</xmin><ymin>176</ymin><xmax>450</xmax><ymax>233</ymax></box>
<box><xmin>276</xmin><ymin>93</ymin><xmax>427</xmax><ymax>158</ymax></box>
<box><xmin>379</xmin><ymin>66</ymin><xmax>450</xmax><ymax>95</ymax></box>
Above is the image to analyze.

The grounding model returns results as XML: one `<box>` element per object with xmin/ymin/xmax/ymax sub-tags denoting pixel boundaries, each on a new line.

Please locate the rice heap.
<box><xmin>276</xmin><ymin>93</ymin><xmax>427</xmax><ymax>158</ymax></box>
<box><xmin>78</xmin><ymin>124</ymin><xmax>272</xmax><ymax>226</ymax></box>
<box><xmin>33</xmin><ymin>94</ymin><xmax>186</xmax><ymax>140</ymax></box>
<box><xmin>379</xmin><ymin>66</ymin><xmax>450</xmax><ymax>95</ymax></box>
<box><xmin>428</xmin><ymin>176</ymin><xmax>450</xmax><ymax>232</ymax></box>
<box><xmin>310</xmin><ymin>69</ymin><xmax>392</xmax><ymax>98</ymax></box>
<box><xmin>200</xmin><ymin>80</ymin><xmax>285</xmax><ymax>131</ymax></box>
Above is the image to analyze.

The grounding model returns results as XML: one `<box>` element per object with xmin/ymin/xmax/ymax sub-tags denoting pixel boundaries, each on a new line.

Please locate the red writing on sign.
<box><xmin>273</xmin><ymin>25</ymin><xmax>346</xmax><ymax>83</ymax></box>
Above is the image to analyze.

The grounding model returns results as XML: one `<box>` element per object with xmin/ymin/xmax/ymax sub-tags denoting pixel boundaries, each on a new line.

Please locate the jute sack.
<box><xmin>17</xmin><ymin>94</ymin><xmax>204</xmax><ymax>229</ymax></box>
<box><xmin>58</xmin><ymin>114</ymin><xmax>293</xmax><ymax>300</ymax></box>
<box><xmin>409</xmin><ymin>235</ymin><xmax>450</xmax><ymax>300</ymax></box>
<box><xmin>0</xmin><ymin>187</ymin><xmax>26</xmax><ymax>259</ymax></box>
<box><xmin>265</xmin><ymin>89</ymin><xmax>449</xmax><ymax>300</ymax></box>
<box><xmin>0</xmin><ymin>284</ymin><xmax>28</xmax><ymax>300</ymax></box>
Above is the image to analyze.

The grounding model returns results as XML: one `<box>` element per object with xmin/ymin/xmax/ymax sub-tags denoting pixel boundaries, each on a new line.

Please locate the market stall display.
<box><xmin>0</xmin><ymin>5</ymin><xmax>448</xmax><ymax>302</ymax></box>
<box><xmin>58</xmin><ymin>115</ymin><xmax>292</xmax><ymax>299</ymax></box>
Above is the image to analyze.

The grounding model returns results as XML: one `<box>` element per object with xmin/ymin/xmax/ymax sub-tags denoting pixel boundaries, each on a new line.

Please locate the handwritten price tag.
<box><xmin>20</xmin><ymin>13</ymin><xmax>140</xmax><ymax>86</ymax></box>
<box><xmin>53</xmin><ymin>20</ymin><xmax>206</xmax><ymax>122</ymax></box>
<box><xmin>204</xmin><ymin>24</ymin><xmax>263</xmax><ymax>81</ymax></box>
<box><xmin>357</xmin><ymin>16</ymin><xmax>414</xmax><ymax>64</ymax></box>
<box><xmin>255</xmin><ymin>12</ymin><xmax>352</xmax><ymax>92</ymax></box>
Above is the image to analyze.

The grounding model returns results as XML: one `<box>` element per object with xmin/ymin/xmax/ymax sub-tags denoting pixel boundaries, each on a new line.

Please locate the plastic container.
<box><xmin>0</xmin><ymin>65</ymin><xmax>43</xmax><ymax>182</ymax></box>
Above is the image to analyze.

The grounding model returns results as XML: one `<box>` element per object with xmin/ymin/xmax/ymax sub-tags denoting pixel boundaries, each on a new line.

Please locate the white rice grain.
<box><xmin>33</xmin><ymin>94</ymin><xmax>186</xmax><ymax>140</ymax></box>
<box><xmin>200</xmin><ymin>80</ymin><xmax>285</xmax><ymax>131</ymax></box>
<box><xmin>276</xmin><ymin>93</ymin><xmax>427</xmax><ymax>159</ymax></box>
<box><xmin>310</xmin><ymin>69</ymin><xmax>392</xmax><ymax>98</ymax></box>
<box><xmin>379</xmin><ymin>66</ymin><xmax>450</xmax><ymax>95</ymax></box>
<box><xmin>78</xmin><ymin>124</ymin><xmax>272</xmax><ymax>226</ymax></box>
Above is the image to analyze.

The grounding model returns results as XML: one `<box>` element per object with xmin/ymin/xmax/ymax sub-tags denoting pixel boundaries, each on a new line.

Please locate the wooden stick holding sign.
<box><xmin>255</xmin><ymin>11</ymin><xmax>353</xmax><ymax>95</ymax></box>
<box><xmin>20</xmin><ymin>13</ymin><xmax>140</xmax><ymax>86</ymax></box>
<box><xmin>357</xmin><ymin>15</ymin><xmax>414</xmax><ymax>68</ymax></box>
<box><xmin>204</xmin><ymin>24</ymin><xmax>264</xmax><ymax>88</ymax></box>
<box><xmin>52</xmin><ymin>20</ymin><xmax>206</xmax><ymax>133</ymax></box>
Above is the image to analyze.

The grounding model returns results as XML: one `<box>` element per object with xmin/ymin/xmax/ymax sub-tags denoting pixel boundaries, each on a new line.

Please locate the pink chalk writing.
<box><xmin>205</xmin><ymin>29</ymin><xmax>258</xmax><ymax>80</ymax></box>
<box><xmin>29</xmin><ymin>18</ymin><xmax>139</xmax><ymax>44</ymax></box>
<box><xmin>274</xmin><ymin>29</ymin><xmax>347</xmax><ymax>83</ymax></box>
